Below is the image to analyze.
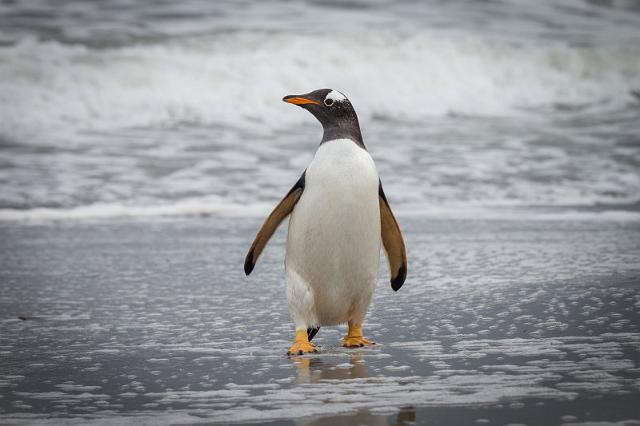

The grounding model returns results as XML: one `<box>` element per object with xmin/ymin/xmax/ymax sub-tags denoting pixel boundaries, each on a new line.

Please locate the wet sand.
<box><xmin>0</xmin><ymin>217</ymin><xmax>639</xmax><ymax>425</ymax></box>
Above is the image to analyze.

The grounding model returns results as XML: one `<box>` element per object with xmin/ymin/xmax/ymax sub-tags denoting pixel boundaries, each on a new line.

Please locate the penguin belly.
<box><xmin>285</xmin><ymin>138</ymin><xmax>381</xmax><ymax>329</ymax></box>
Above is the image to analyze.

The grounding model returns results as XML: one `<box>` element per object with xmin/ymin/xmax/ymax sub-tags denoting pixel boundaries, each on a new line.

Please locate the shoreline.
<box><xmin>1</xmin><ymin>202</ymin><xmax>640</xmax><ymax>224</ymax></box>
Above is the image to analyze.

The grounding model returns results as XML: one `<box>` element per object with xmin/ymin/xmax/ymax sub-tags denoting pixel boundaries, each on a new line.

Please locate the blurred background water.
<box><xmin>1</xmin><ymin>0</ymin><xmax>640</xmax><ymax>220</ymax></box>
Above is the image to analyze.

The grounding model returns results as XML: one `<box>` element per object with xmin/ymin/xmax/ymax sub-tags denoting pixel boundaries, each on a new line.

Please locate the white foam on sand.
<box><xmin>54</xmin><ymin>384</ymin><xmax>102</xmax><ymax>392</ymax></box>
<box><xmin>1</xmin><ymin>200</ymin><xmax>639</xmax><ymax>223</ymax></box>
<box><xmin>0</xmin><ymin>198</ymin><xmax>272</xmax><ymax>222</ymax></box>
<box><xmin>3</xmin><ymin>374</ymin><xmax>577</xmax><ymax>425</ymax></box>
<box><xmin>5</xmin><ymin>333</ymin><xmax>638</xmax><ymax>425</ymax></box>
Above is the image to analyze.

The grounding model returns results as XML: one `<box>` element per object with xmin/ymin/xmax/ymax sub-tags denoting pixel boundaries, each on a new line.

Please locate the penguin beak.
<box><xmin>283</xmin><ymin>95</ymin><xmax>320</xmax><ymax>106</ymax></box>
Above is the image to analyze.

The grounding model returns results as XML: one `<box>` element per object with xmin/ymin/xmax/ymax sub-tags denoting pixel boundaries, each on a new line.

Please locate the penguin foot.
<box><xmin>342</xmin><ymin>336</ymin><xmax>375</xmax><ymax>348</ymax></box>
<box><xmin>342</xmin><ymin>323</ymin><xmax>375</xmax><ymax>348</ymax></box>
<box><xmin>287</xmin><ymin>341</ymin><xmax>318</xmax><ymax>355</ymax></box>
<box><xmin>287</xmin><ymin>329</ymin><xmax>319</xmax><ymax>356</ymax></box>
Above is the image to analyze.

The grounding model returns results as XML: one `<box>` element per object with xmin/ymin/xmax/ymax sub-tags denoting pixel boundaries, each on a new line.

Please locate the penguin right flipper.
<box><xmin>244</xmin><ymin>172</ymin><xmax>306</xmax><ymax>275</ymax></box>
<box><xmin>378</xmin><ymin>180</ymin><xmax>407</xmax><ymax>291</ymax></box>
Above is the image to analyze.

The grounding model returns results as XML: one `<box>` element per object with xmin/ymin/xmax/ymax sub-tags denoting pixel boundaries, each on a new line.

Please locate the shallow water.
<box><xmin>1</xmin><ymin>112</ymin><xmax>640</xmax><ymax>221</ymax></box>
<box><xmin>1</xmin><ymin>217</ymin><xmax>639</xmax><ymax>424</ymax></box>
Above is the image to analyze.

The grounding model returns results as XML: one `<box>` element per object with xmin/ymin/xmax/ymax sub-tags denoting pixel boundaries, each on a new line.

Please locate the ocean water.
<box><xmin>1</xmin><ymin>0</ymin><xmax>640</xmax><ymax>221</ymax></box>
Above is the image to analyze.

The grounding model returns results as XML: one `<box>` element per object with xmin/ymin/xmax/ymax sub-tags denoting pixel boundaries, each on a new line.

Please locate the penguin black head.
<box><xmin>283</xmin><ymin>89</ymin><xmax>364</xmax><ymax>147</ymax></box>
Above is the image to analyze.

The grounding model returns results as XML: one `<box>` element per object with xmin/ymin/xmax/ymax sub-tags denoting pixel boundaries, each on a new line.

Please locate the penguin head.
<box><xmin>283</xmin><ymin>89</ymin><xmax>363</xmax><ymax>145</ymax></box>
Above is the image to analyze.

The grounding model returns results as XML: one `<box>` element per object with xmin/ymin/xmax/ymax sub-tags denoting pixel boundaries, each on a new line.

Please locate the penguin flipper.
<box><xmin>379</xmin><ymin>181</ymin><xmax>407</xmax><ymax>291</ymax></box>
<box><xmin>244</xmin><ymin>172</ymin><xmax>306</xmax><ymax>275</ymax></box>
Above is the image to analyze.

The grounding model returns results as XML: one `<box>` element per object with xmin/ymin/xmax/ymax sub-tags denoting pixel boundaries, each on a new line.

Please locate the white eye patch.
<box><xmin>325</xmin><ymin>90</ymin><xmax>347</xmax><ymax>104</ymax></box>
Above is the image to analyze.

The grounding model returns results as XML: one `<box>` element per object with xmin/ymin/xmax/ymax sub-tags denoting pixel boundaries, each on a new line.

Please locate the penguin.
<box><xmin>244</xmin><ymin>89</ymin><xmax>407</xmax><ymax>355</ymax></box>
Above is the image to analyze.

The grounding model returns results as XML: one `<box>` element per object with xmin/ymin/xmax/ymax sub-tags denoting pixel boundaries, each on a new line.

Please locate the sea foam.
<box><xmin>1</xmin><ymin>199</ymin><xmax>639</xmax><ymax>223</ymax></box>
<box><xmin>1</xmin><ymin>32</ymin><xmax>639</xmax><ymax>137</ymax></box>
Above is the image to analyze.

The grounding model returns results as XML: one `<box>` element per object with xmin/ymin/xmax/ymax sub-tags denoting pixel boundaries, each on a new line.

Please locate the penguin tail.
<box><xmin>307</xmin><ymin>327</ymin><xmax>320</xmax><ymax>342</ymax></box>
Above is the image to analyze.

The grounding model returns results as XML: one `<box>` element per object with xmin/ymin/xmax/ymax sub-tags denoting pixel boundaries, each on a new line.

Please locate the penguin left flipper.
<box><xmin>244</xmin><ymin>172</ymin><xmax>306</xmax><ymax>276</ymax></box>
<box><xmin>379</xmin><ymin>180</ymin><xmax>407</xmax><ymax>291</ymax></box>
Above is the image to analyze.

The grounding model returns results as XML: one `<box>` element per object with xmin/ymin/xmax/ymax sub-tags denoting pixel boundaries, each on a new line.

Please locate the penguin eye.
<box><xmin>324</xmin><ymin>98</ymin><xmax>334</xmax><ymax>107</ymax></box>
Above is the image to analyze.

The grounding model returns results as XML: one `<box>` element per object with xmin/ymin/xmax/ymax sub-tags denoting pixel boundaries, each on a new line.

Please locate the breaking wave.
<box><xmin>1</xmin><ymin>32</ymin><xmax>639</xmax><ymax>136</ymax></box>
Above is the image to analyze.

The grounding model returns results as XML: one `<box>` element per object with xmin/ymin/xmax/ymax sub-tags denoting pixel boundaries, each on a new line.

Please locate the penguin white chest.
<box><xmin>285</xmin><ymin>138</ymin><xmax>381</xmax><ymax>327</ymax></box>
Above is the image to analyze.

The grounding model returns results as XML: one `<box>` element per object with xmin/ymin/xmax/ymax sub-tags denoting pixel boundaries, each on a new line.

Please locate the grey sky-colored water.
<box><xmin>1</xmin><ymin>0</ymin><xmax>640</xmax><ymax>220</ymax></box>
<box><xmin>2</xmin><ymin>0</ymin><xmax>640</xmax><ymax>46</ymax></box>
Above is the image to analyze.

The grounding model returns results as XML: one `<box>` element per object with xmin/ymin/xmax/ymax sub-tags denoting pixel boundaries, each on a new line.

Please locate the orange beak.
<box><xmin>283</xmin><ymin>96</ymin><xmax>320</xmax><ymax>105</ymax></box>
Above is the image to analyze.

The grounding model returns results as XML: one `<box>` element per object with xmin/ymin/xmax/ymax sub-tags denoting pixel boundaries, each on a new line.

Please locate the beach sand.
<box><xmin>1</xmin><ymin>216</ymin><xmax>639</xmax><ymax>425</ymax></box>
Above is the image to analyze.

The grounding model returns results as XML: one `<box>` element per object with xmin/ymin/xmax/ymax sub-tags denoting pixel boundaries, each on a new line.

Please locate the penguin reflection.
<box><xmin>294</xmin><ymin>353</ymin><xmax>369</xmax><ymax>384</ymax></box>
<box><xmin>293</xmin><ymin>356</ymin><xmax>416</xmax><ymax>426</ymax></box>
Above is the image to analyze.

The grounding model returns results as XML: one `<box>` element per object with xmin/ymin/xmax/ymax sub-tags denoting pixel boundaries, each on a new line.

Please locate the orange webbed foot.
<box><xmin>342</xmin><ymin>323</ymin><xmax>375</xmax><ymax>348</ymax></box>
<box><xmin>343</xmin><ymin>336</ymin><xmax>375</xmax><ymax>347</ymax></box>
<box><xmin>287</xmin><ymin>329</ymin><xmax>319</xmax><ymax>356</ymax></box>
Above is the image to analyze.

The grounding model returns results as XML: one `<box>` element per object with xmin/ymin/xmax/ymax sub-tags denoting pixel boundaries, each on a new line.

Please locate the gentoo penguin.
<box><xmin>244</xmin><ymin>89</ymin><xmax>407</xmax><ymax>355</ymax></box>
